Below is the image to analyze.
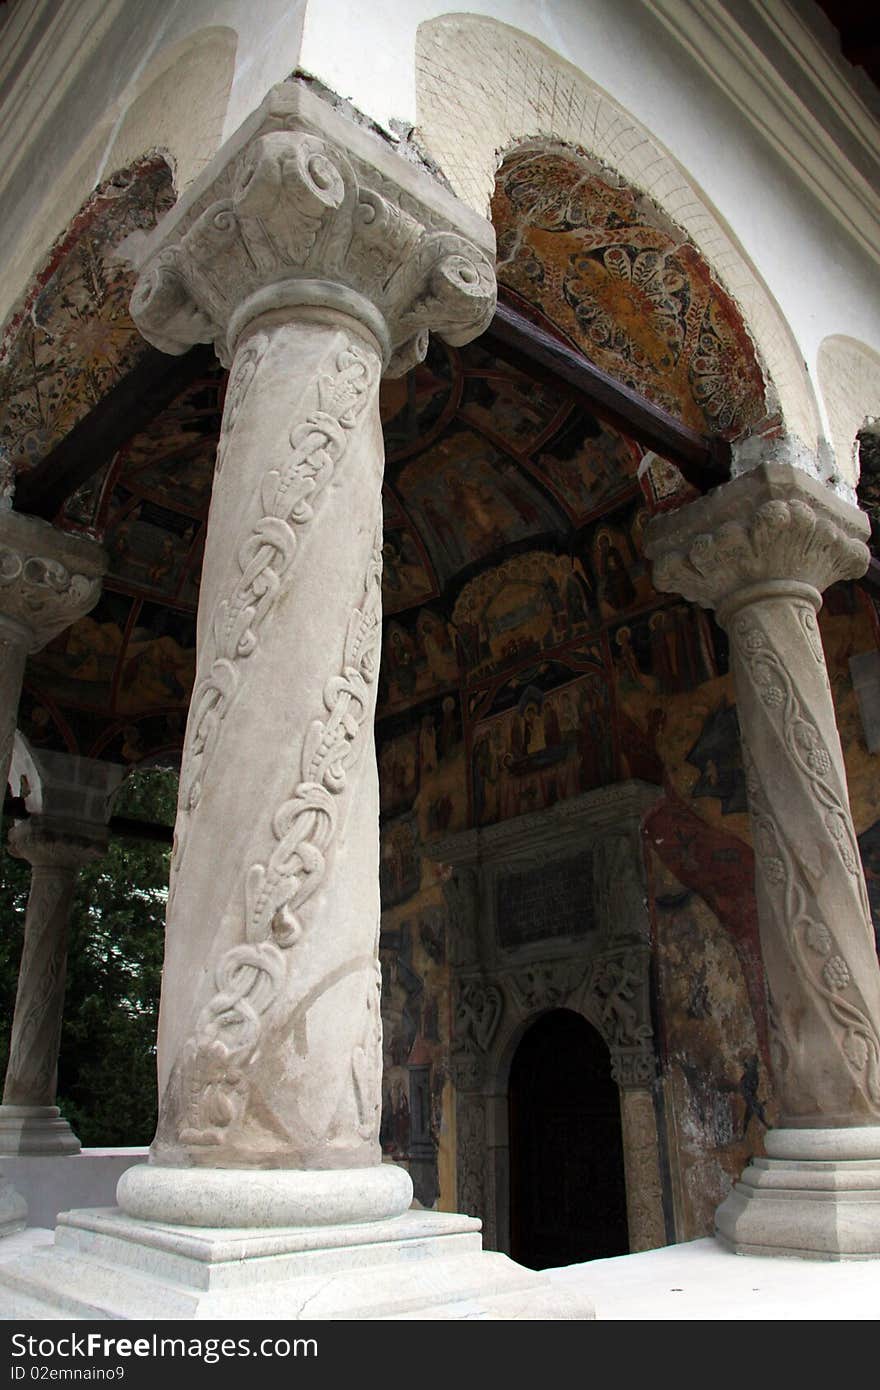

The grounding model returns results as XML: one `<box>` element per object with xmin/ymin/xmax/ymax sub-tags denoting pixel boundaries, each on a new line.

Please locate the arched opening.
<box><xmin>508</xmin><ymin>1009</ymin><xmax>628</xmax><ymax>1269</ymax></box>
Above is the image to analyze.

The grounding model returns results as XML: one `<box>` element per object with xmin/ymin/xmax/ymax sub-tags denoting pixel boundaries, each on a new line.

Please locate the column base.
<box><xmin>0</xmin><ymin>1206</ymin><xmax>594</xmax><ymax>1320</ymax></box>
<box><xmin>715</xmin><ymin>1127</ymin><xmax>880</xmax><ymax>1260</ymax></box>
<box><xmin>0</xmin><ymin>1177</ymin><xmax>26</xmax><ymax>1238</ymax></box>
<box><xmin>0</xmin><ymin>1106</ymin><xmax>81</xmax><ymax>1156</ymax></box>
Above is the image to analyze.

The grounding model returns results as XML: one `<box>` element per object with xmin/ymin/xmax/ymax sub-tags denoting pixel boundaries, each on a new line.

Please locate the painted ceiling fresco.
<box><xmin>492</xmin><ymin>148</ymin><xmax>767</xmax><ymax>438</ymax></box>
<box><xmin>15</xmin><ymin>146</ymin><xmax>769</xmax><ymax>774</ymax></box>
<box><xmin>0</xmin><ymin>157</ymin><xmax>174</xmax><ymax>476</ymax></box>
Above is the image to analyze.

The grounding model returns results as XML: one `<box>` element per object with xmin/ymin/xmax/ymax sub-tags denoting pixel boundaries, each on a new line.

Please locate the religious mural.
<box><xmin>0</xmin><ymin>157</ymin><xmax>176</xmax><ymax>473</ymax></box>
<box><xmin>492</xmin><ymin>148</ymin><xmax>767</xmax><ymax>438</ymax></box>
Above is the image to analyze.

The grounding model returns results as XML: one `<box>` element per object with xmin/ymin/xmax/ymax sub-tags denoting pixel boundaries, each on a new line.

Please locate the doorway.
<box><xmin>508</xmin><ymin>1008</ymin><xmax>629</xmax><ymax>1269</ymax></box>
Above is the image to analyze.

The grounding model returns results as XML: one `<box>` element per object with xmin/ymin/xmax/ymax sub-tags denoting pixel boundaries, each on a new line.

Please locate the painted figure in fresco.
<box><xmin>417</xmin><ymin>610</ymin><xmax>458</xmax><ymax>684</ymax></box>
<box><xmin>595</xmin><ymin>528</ymin><xmax>636</xmax><ymax>613</ymax></box>
<box><xmin>419</xmin><ymin>714</ymin><xmax>438</xmax><ymax>775</ymax></box>
<box><xmin>686</xmin><ymin>700</ymin><xmax>748</xmax><ymax>815</ymax></box>
<box><xmin>615</xmin><ymin>624</ymin><xmax>654</xmax><ymax>692</ymax></box>
<box><xmin>387</xmin><ymin>625</ymin><xmax>418</xmax><ymax>699</ymax></box>
<box><xmin>564</xmin><ymin>564</ymin><xmax>591</xmax><ymax>628</ymax></box>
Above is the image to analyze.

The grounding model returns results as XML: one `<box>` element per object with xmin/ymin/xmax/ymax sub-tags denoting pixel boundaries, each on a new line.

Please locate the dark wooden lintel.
<box><xmin>484</xmin><ymin>299</ymin><xmax>731</xmax><ymax>491</ymax></box>
<box><xmin>12</xmin><ymin>344</ymin><xmax>218</xmax><ymax>521</ymax></box>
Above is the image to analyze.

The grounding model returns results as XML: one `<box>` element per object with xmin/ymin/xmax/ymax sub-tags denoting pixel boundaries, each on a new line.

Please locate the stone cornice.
<box><xmin>645</xmin><ymin>462</ymin><xmax>869</xmax><ymax>615</ymax></box>
<box><xmin>646</xmin><ymin>0</ymin><xmax>880</xmax><ymax>266</ymax></box>
<box><xmin>426</xmin><ymin>781</ymin><xmax>661</xmax><ymax>868</ymax></box>
<box><xmin>0</xmin><ymin>510</ymin><xmax>106</xmax><ymax>652</ymax></box>
<box><xmin>129</xmin><ymin>80</ymin><xmax>496</xmax><ymax>375</ymax></box>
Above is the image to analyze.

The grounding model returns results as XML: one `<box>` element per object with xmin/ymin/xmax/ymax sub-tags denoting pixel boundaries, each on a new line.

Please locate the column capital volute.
<box><xmin>7</xmin><ymin>816</ymin><xmax>108</xmax><ymax>871</ymax></box>
<box><xmin>644</xmin><ymin>462</ymin><xmax>870</xmax><ymax>621</ymax></box>
<box><xmin>129</xmin><ymin>80</ymin><xmax>496</xmax><ymax>376</ymax></box>
<box><xmin>0</xmin><ymin>510</ymin><xmax>106</xmax><ymax>653</ymax></box>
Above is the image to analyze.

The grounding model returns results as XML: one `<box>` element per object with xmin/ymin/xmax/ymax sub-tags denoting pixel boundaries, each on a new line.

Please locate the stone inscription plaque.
<box><xmin>497</xmin><ymin>854</ymin><xmax>594</xmax><ymax>948</ymax></box>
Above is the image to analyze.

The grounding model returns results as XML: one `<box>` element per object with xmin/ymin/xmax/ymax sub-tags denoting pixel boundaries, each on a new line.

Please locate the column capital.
<box><xmin>129</xmin><ymin>80</ymin><xmax>496</xmax><ymax>375</ymax></box>
<box><xmin>645</xmin><ymin>462</ymin><xmax>869</xmax><ymax>621</ymax></box>
<box><xmin>0</xmin><ymin>510</ymin><xmax>106</xmax><ymax>653</ymax></box>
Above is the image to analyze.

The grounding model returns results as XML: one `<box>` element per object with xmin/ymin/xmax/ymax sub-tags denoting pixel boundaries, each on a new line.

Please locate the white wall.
<box><xmin>2</xmin><ymin>0</ymin><xmax>878</xmax><ymax>467</ymax></box>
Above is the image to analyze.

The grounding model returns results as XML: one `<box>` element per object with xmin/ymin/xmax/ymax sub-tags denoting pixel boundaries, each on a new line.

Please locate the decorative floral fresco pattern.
<box><xmin>492</xmin><ymin>148</ymin><xmax>767</xmax><ymax>437</ymax></box>
<box><xmin>0</xmin><ymin>158</ymin><xmax>176</xmax><ymax>473</ymax></box>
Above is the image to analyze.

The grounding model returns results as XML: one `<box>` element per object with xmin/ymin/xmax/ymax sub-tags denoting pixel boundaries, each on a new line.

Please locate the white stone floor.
<box><xmin>0</xmin><ymin>1228</ymin><xmax>877</xmax><ymax>1320</ymax></box>
<box><xmin>546</xmin><ymin>1237</ymin><xmax>880</xmax><ymax>1319</ymax></box>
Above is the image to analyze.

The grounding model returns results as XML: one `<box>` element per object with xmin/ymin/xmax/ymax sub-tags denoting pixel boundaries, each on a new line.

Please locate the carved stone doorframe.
<box><xmin>429</xmin><ymin>780</ymin><xmax>669</xmax><ymax>1256</ymax></box>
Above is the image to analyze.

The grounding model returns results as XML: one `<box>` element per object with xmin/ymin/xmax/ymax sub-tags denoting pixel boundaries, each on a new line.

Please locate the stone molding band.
<box><xmin>117</xmin><ymin>1161</ymin><xmax>414</xmax><ymax>1228</ymax></box>
<box><xmin>716</xmin><ymin>578</ymin><xmax>821</xmax><ymax>628</ymax></box>
<box><xmin>226</xmin><ymin>279</ymin><xmax>391</xmax><ymax>367</ymax></box>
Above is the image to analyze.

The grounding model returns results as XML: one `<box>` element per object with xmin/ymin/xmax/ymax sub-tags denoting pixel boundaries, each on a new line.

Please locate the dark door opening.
<box><xmin>509</xmin><ymin>1008</ymin><xmax>629</xmax><ymax>1269</ymax></box>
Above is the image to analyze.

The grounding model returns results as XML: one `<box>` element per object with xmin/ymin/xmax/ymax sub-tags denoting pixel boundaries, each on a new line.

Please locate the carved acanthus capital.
<box><xmin>645</xmin><ymin>463</ymin><xmax>869</xmax><ymax>620</ymax></box>
<box><xmin>0</xmin><ymin>512</ymin><xmax>106</xmax><ymax>653</ymax></box>
<box><xmin>130</xmin><ymin>81</ymin><xmax>496</xmax><ymax>375</ymax></box>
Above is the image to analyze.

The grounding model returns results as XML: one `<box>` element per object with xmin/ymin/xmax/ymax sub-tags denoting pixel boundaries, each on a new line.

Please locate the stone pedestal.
<box><xmin>0</xmin><ymin>80</ymin><xmax>592</xmax><ymax>1319</ymax></box>
<box><xmin>646</xmin><ymin>461</ymin><xmax>880</xmax><ymax>1257</ymax></box>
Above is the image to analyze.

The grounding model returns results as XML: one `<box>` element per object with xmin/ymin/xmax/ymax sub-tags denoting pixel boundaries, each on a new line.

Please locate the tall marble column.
<box><xmin>117</xmin><ymin>81</ymin><xmax>496</xmax><ymax>1230</ymax></box>
<box><xmin>0</xmin><ymin>750</ymin><xmax>122</xmax><ymax>1155</ymax></box>
<box><xmin>646</xmin><ymin>460</ymin><xmax>880</xmax><ymax>1256</ymax></box>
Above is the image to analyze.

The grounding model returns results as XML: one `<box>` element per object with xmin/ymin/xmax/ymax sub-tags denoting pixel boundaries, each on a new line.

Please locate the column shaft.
<box><xmin>3</xmin><ymin>862</ymin><xmax>77</xmax><ymax>1108</ymax></box>
<box><xmin>0</xmin><ymin>628</ymin><xmax>27</xmax><ymax>796</ymax></box>
<box><xmin>723</xmin><ymin>582</ymin><xmax>880</xmax><ymax>1123</ymax></box>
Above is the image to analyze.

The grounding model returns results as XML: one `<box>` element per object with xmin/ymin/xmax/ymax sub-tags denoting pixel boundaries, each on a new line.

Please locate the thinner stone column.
<box><xmin>0</xmin><ymin>467</ymin><xmax>104</xmax><ymax>1224</ymax></box>
<box><xmin>0</xmin><ymin>748</ymin><xmax>122</xmax><ymax>1156</ymax></box>
<box><xmin>646</xmin><ymin>461</ymin><xmax>880</xmax><ymax>1256</ymax></box>
<box><xmin>0</xmin><ymin>820</ymin><xmax>106</xmax><ymax>1155</ymax></box>
<box><xmin>119</xmin><ymin>82</ymin><xmax>495</xmax><ymax>1227</ymax></box>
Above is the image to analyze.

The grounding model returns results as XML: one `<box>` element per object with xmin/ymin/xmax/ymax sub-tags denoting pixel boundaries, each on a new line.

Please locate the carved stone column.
<box><xmin>111</xmin><ymin>83</ymin><xmax>495</xmax><ymax>1239</ymax></box>
<box><xmin>0</xmin><ymin>82</ymin><xmax>596</xmax><ymax>1319</ymax></box>
<box><xmin>0</xmin><ymin>748</ymin><xmax>122</xmax><ymax>1156</ymax></box>
<box><xmin>0</xmin><ymin>511</ymin><xmax>105</xmax><ymax>795</ymax></box>
<box><xmin>646</xmin><ymin>460</ymin><xmax>880</xmax><ymax>1256</ymax></box>
<box><xmin>0</xmin><ymin>515</ymin><xmax>103</xmax><ymax>1228</ymax></box>
<box><xmin>1</xmin><ymin>821</ymin><xmax>105</xmax><ymax>1155</ymax></box>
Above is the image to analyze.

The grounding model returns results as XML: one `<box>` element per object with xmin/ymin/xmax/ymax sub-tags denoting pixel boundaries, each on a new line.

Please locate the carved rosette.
<box><xmin>130</xmin><ymin>91</ymin><xmax>495</xmax><ymax>376</ymax></box>
<box><xmin>647</xmin><ymin>463</ymin><xmax>880</xmax><ymax>1124</ymax></box>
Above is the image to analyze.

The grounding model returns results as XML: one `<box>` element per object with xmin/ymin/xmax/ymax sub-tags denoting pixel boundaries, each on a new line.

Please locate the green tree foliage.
<box><xmin>0</xmin><ymin>768</ymin><xmax>176</xmax><ymax>1146</ymax></box>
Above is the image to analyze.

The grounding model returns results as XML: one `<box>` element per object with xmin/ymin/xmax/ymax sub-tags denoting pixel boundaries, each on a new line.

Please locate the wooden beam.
<box><xmin>484</xmin><ymin>299</ymin><xmax>731</xmax><ymax>491</ymax></box>
<box><xmin>12</xmin><ymin>343</ymin><xmax>218</xmax><ymax>521</ymax></box>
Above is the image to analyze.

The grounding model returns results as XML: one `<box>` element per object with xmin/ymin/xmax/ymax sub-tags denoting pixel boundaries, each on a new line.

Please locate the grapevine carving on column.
<box><xmin>128</xmin><ymin>81</ymin><xmax>496</xmax><ymax>1179</ymax></box>
<box><xmin>647</xmin><ymin>463</ymin><xmax>880</xmax><ymax>1123</ymax></box>
<box><xmin>160</xmin><ymin>525</ymin><xmax>385</xmax><ymax>1150</ymax></box>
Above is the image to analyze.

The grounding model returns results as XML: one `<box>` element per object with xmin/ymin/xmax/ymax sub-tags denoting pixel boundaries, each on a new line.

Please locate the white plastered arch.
<box><xmin>817</xmin><ymin>336</ymin><xmax>880</xmax><ymax>488</ymax></box>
